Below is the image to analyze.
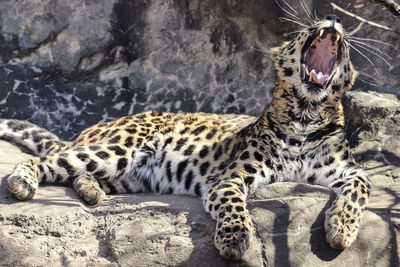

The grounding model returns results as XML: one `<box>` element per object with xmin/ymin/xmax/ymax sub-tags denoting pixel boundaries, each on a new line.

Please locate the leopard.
<box><xmin>0</xmin><ymin>14</ymin><xmax>370</xmax><ymax>261</ymax></box>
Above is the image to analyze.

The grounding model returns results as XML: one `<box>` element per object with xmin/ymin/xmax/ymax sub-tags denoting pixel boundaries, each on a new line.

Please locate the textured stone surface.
<box><xmin>0</xmin><ymin>138</ymin><xmax>399</xmax><ymax>266</ymax></box>
<box><xmin>343</xmin><ymin>91</ymin><xmax>400</xmax><ymax>187</ymax></box>
<box><xmin>1</xmin><ymin>91</ymin><xmax>400</xmax><ymax>266</ymax></box>
<box><xmin>0</xmin><ymin>0</ymin><xmax>399</xmax><ymax>265</ymax></box>
<box><xmin>0</xmin><ymin>0</ymin><xmax>399</xmax><ymax>140</ymax></box>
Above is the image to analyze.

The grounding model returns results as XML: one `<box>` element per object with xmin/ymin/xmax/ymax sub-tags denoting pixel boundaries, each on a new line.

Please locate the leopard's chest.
<box><xmin>273</xmin><ymin>133</ymin><xmax>328</xmax><ymax>183</ymax></box>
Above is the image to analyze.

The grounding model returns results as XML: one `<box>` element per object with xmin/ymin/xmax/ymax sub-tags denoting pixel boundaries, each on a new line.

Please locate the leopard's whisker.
<box><xmin>313</xmin><ymin>10</ymin><xmax>319</xmax><ymax>21</ymax></box>
<box><xmin>350</xmin><ymin>39</ymin><xmax>393</xmax><ymax>59</ymax></box>
<box><xmin>279</xmin><ymin>17</ymin><xmax>309</xmax><ymax>28</ymax></box>
<box><xmin>357</xmin><ymin>70</ymin><xmax>377</xmax><ymax>80</ymax></box>
<box><xmin>347</xmin><ymin>41</ymin><xmax>379</xmax><ymax>75</ymax></box>
<box><xmin>350</xmin><ymin>41</ymin><xmax>392</xmax><ymax>68</ymax></box>
<box><xmin>299</xmin><ymin>0</ymin><xmax>314</xmax><ymax>25</ymax></box>
<box><xmin>356</xmin><ymin>76</ymin><xmax>380</xmax><ymax>87</ymax></box>
<box><xmin>282</xmin><ymin>0</ymin><xmax>299</xmax><ymax>16</ymax></box>
<box><xmin>283</xmin><ymin>30</ymin><xmax>307</xmax><ymax>37</ymax></box>
<box><xmin>349</xmin><ymin>36</ymin><xmax>396</xmax><ymax>48</ymax></box>
<box><xmin>274</xmin><ymin>0</ymin><xmax>303</xmax><ymax>24</ymax></box>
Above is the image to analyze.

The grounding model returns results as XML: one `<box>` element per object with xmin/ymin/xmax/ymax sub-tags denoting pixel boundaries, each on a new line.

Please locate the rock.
<box><xmin>343</xmin><ymin>91</ymin><xmax>400</xmax><ymax>185</ymax></box>
<box><xmin>1</xmin><ymin>87</ymin><xmax>400</xmax><ymax>266</ymax></box>
<box><xmin>0</xmin><ymin>0</ymin><xmax>399</xmax><ymax>265</ymax></box>
<box><xmin>0</xmin><ymin>0</ymin><xmax>399</xmax><ymax>140</ymax></box>
<box><xmin>343</xmin><ymin>91</ymin><xmax>400</xmax><ymax>146</ymax></box>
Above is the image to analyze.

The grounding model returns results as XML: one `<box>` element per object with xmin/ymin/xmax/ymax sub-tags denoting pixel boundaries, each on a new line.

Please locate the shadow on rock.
<box><xmin>354</xmin><ymin>149</ymin><xmax>400</xmax><ymax>168</ymax></box>
<box><xmin>367</xmin><ymin>187</ymin><xmax>400</xmax><ymax>267</ymax></box>
<box><xmin>90</xmin><ymin>194</ymin><xmax>228</xmax><ymax>266</ymax></box>
<box><xmin>309</xmin><ymin>193</ymin><xmax>342</xmax><ymax>261</ymax></box>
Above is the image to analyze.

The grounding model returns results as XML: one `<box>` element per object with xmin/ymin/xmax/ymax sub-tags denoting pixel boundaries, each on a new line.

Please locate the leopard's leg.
<box><xmin>7</xmin><ymin>158</ymin><xmax>43</xmax><ymax>201</ymax></box>
<box><xmin>204</xmin><ymin>175</ymin><xmax>252</xmax><ymax>261</ymax></box>
<box><xmin>325</xmin><ymin>167</ymin><xmax>371</xmax><ymax>250</ymax></box>
<box><xmin>72</xmin><ymin>172</ymin><xmax>106</xmax><ymax>205</ymax></box>
<box><xmin>202</xmin><ymin>148</ymin><xmax>272</xmax><ymax>261</ymax></box>
<box><xmin>7</xmin><ymin>144</ymin><xmax>128</xmax><ymax>205</ymax></box>
<box><xmin>8</xmin><ymin>160</ymin><xmax>105</xmax><ymax>205</ymax></box>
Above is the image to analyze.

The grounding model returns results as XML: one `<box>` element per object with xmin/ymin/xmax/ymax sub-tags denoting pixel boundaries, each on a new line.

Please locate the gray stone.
<box><xmin>0</xmin><ymin>0</ymin><xmax>116</xmax><ymax>72</ymax></box>
<box><xmin>0</xmin><ymin>1</ymin><xmax>398</xmax><ymax>139</ymax></box>
<box><xmin>343</xmin><ymin>91</ymin><xmax>400</xmax><ymax>168</ymax></box>
<box><xmin>0</xmin><ymin>0</ymin><xmax>399</xmax><ymax>265</ymax></box>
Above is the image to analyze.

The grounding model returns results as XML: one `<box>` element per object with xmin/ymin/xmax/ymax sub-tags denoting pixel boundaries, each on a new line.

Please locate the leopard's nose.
<box><xmin>325</xmin><ymin>14</ymin><xmax>341</xmax><ymax>24</ymax></box>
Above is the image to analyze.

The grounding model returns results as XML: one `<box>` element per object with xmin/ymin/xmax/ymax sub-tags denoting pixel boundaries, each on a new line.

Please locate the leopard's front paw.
<box><xmin>214</xmin><ymin>217</ymin><xmax>252</xmax><ymax>260</ymax></box>
<box><xmin>73</xmin><ymin>173</ymin><xmax>106</xmax><ymax>205</ymax></box>
<box><xmin>325</xmin><ymin>197</ymin><xmax>361</xmax><ymax>250</ymax></box>
<box><xmin>7</xmin><ymin>174</ymin><xmax>38</xmax><ymax>201</ymax></box>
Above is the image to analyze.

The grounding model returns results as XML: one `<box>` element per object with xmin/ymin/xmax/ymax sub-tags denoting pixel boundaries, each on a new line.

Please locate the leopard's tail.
<box><xmin>0</xmin><ymin>119</ymin><xmax>68</xmax><ymax>157</ymax></box>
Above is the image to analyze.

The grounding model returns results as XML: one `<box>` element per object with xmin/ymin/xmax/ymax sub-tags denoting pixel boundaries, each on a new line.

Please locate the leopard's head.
<box><xmin>271</xmin><ymin>14</ymin><xmax>357</xmax><ymax>102</ymax></box>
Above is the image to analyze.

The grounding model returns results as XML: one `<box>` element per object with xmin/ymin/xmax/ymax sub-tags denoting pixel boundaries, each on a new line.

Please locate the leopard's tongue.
<box><xmin>309</xmin><ymin>69</ymin><xmax>329</xmax><ymax>85</ymax></box>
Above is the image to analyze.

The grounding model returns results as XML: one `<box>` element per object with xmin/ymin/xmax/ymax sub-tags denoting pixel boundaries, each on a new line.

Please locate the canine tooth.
<box><xmin>319</xmin><ymin>29</ymin><xmax>324</xmax><ymax>37</ymax></box>
<box><xmin>309</xmin><ymin>69</ymin><xmax>316</xmax><ymax>82</ymax></box>
<box><xmin>305</xmin><ymin>67</ymin><xmax>309</xmax><ymax>75</ymax></box>
<box><xmin>336</xmin><ymin>34</ymin><xmax>340</xmax><ymax>42</ymax></box>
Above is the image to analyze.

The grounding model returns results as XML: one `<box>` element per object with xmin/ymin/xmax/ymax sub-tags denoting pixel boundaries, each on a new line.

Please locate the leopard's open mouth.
<box><xmin>301</xmin><ymin>27</ymin><xmax>341</xmax><ymax>89</ymax></box>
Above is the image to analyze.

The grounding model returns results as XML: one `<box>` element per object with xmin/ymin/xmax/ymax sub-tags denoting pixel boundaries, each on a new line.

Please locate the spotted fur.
<box><xmin>1</xmin><ymin>15</ymin><xmax>370</xmax><ymax>260</ymax></box>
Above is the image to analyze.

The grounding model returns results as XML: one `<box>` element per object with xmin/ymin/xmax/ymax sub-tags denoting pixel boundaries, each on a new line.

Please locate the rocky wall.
<box><xmin>0</xmin><ymin>0</ymin><xmax>398</xmax><ymax>140</ymax></box>
<box><xmin>0</xmin><ymin>1</ymin><xmax>399</xmax><ymax>266</ymax></box>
